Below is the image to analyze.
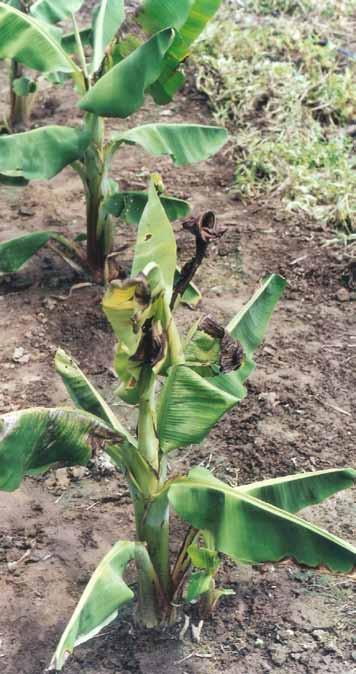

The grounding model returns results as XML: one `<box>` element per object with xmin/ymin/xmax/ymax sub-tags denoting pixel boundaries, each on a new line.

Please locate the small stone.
<box><xmin>54</xmin><ymin>468</ymin><xmax>70</xmax><ymax>489</ymax></box>
<box><xmin>12</xmin><ymin>347</ymin><xmax>31</xmax><ymax>364</ymax></box>
<box><xmin>18</xmin><ymin>207</ymin><xmax>34</xmax><ymax>217</ymax></box>
<box><xmin>270</xmin><ymin>645</ymin><xmax>288</xmax><ymax>666</ymax></box>
<box><xmin>42</xmin><ymin>297</ymin><xmax>57</xmax><ymax>311</ymax></box>
<box><xmin>336</xmin><ymin>288</ymin><xmax>349</xmax><ymax>302</ymax></box>
<box><xmin>70</xmin><ymin>466</ymin><xmax>88</xmax><ymax>480</ymax></box>
<box><xmin>351</xmin><ymin>650</ymin><xmax>356</xmax><ymax>661</ymax></box>
<box><xmin>255</xmin><ymin>638</ymin><xmax>265</xmax><ymax>648</ymax></box>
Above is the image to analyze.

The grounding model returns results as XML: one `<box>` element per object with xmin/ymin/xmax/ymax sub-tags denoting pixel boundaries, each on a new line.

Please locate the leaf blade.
<box><xmin>0</xmin><ymin>125</ymin><xmax>90</xmax><ymax>180</ymax></box>
<box><xmin>91</xmin><ymin>0</ymin><xmax>125</xmax><ymax>73</ymax></box>
<box><xmin>112</xmin><ymin>123</ymin><xmax>228</xmax><ymax>166</ymax></box>
<box><xmin>0</xmin><ymin>407</ymin><xmax>119</xmax><ymax>492</ymax></box>
<box><xmin>0</xmin><ymin>2</ymin><xmax>79</xmax><ymax>73</ymax></box>
<box><xmin>48</xmin><ymin>540</ymin><xmax>136</xmax><ymax>671</ymax></box>
<box><xmin>79</xmin><ymin>28</ymin><xmax>174</xmax><ymax>118</ymax></box>
<box><xmin>169</xmin><ymin>472</ymin><xmax>356</xmax><ymax>572</ymax></box>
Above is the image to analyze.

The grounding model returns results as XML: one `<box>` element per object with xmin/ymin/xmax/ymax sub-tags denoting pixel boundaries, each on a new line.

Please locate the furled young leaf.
<box><xmin>0</xmin><ymin>231</ymin><xmax>54</xmax><ymax>273</ymax></box>
<box><xmin>111</xmin><ymin>123</ymin><xmax>228</xmax><ymax>166</ymax></box>
<box><xmin>48</xmin><ymin>541</ymin><xmax>136</xmax><ymax>671</ymax></box>
<box><xmin>0</xmin><ymin>408</ymin><xmax>118</xmax><ymax>492</ymax></box>
<box><xmin>138</xmin><ymin>0</ymin><xmax>194</xmax><ymax>33</ymax></box>
<box><xmin>0</xmin><ymin>2</ymin><xmax>79</xmax><ymax>73</ymax></box>
<box><xmin>210</xmin><ymin>274</ymin><xmax>286</xmax><ymax>396</ymax></box>
<box><xmin>131</xmin><ymin>179</ymin><xmax>177</xmax><ymax>294</ymax></box>
<box><xmin>79</xmin><ymin>28</ymin><xmax>174</xmax><ymax>118</ymax></box>
<box><xmin>55</xmin><ymin>349</ymin><xmax>134</xmax><ymax>442</ymax></box>
<box><xmin>104</xmin><ymin>190</ymin><xmax>190</xmax><ymax>225</ymax></box>
<box><xmin>240</xmin><ymin>468</ymin><xmax>356</xmax><ymax>514</ymax></box>
<box><xmin>141</xmin><ymin>0</ymin><xmax>223</xmax><ymax>103</ymax></box>
<box><xmin>31</xmin><ymin>0</ymin><xmax>84</xmax><ymax>24</ymax></box>
<box><xmin>169</xmin><ymin>468</ymin><xmax>356</xmax><ymax>572</ymax></box>
<box><xmin>91</xmin><ymin>0</ymin><xmax>125</xmax><ymax>73</ymax></box>
<box><xmin>0</xmin><ymin>125</ymin><xmax>90</xmax><ymax>180</ymax></box>
<box><xmin>157</xmin><ymin>365</ymin><xmax>237</xmax><ymax>452</ymax></box>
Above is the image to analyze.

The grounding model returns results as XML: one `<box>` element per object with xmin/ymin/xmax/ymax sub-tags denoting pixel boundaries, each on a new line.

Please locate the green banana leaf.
<box><xmin>61</xmin><ymin>27</ymin><xmax>93</xmax><ymax>54</ymax></box>
<box><xmin>240</xmin><ymin>468</ymin><xmax>356</xmax><ymax>513</ymax></box>
<box><xmin>55</xmin><ymin>348</ymin><xmax>134</xmax><ymax>443</ymax></box>
<box><xmin>209</xmin><ymin>274</ymin><xmax>286</xmax><ymax>396</ymax></box>
<box><xmin>0</xmin><ymin>231</ymin><xmax>54</xmax><ymax>273</ymax></box>
<box><xmin>157</xmin><ymin>365</ymin><xmax>238</xmax><ymax>452</ymax></box>
<box><xmin>0</xmin><ymin>173</ymin><xmax>28</xmax><ymax>186</ymax></box>
<box><xmin>79</xmin><ymin>28</ymin><xmax>174</xmax><ymax>118</ymax></box>
<box><xmin>140</xmin><ymin>0</ymin><xmax>223</xmax><ymax>104</ymax></box>
<box><xmin>185</xmin><ymin>570</ymin><xmax>212</xmax><ymax>602</ymax></box>
<box><xmin>131</xmin><ymin>179</ymin><xmax>177</xmax><ymax>294</ymax></box>
<box><xmin>12</xmin><ymin>76</ymin><xmax>37</xmax><ymax>96</ymax></box>
<box><xmin>111</xmin><ymin>123</ymin><xmax>228</xmax><ymax>166</ymax></box>
<box><xmin>0</xmin><ymin>407</ymin><xmax>120</xmax><ymax>491</ymax></box>
<box><xmin>0</xmin><ymin>125</ymin><xmax>90</xmax><ymax>180</ymax></box>
<box><xmin>104</xmin><ymin>190</ymin><xmax>190</xmax><ymax>225</ymax></box>
<box><xmin>48</xmin><ymin>541</ymin><xmax>136</xmax><ymax>671</ymax></box>
<box><xmin>168</xmin><ymin>467</ymin><xmax>356</xmax><ymax>572</ymax></box>
<box><xmin>138</xmin><ymin>0</ymin><xmax>194</xmax><ymax>33</ymax></box>
<box><xmin>0</xmin><ymin>2</ymin><xmax>79</xmax><ymax>73</ymax></box>
<box><xmin>30</xmin><ymin>0</ymin><xmax>84</xmax><ymax>24</ymax></box>
<box><xmin>174</xmin><ymin>268</ymin><xmax>202</xmax><ymax>306</ymax></box>
<box><xmin>91</xmin><ymin>0</ymin><xmax>125</xmax><ymax>73</ymax></box>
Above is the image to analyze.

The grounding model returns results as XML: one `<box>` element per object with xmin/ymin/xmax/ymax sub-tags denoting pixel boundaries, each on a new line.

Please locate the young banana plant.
<box><xmin>0</xmin><ymin>0</ymin><xmax>227</xmax><ymax>281</ymax></box>
<box><xmin>0</xmin><ymin>179</ymin><xmax>355</xmax><ymax>670</ymax></box>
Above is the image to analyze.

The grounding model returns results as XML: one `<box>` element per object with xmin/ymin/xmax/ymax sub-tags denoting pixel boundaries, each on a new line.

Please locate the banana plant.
<box><xmin>0</xmin><ymin>181</ymin><xmax>355</xmax><ymax>670</ymax></box>
<box><xmin>0</xmin><ymin>0</ymin><xmax>227</xmax><ymax>281</ymax></box>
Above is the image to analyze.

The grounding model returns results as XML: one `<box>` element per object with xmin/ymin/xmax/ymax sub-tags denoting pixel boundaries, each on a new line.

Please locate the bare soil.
<box><xmin>0</xmin><ymin>14</ymin><xmax>355</xmax><ymax>674</ymax></box>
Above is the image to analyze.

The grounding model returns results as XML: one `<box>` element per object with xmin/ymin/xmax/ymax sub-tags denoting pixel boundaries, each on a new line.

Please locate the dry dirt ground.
<box><xmin>0</xmin><ymin>9</ymin><xmax>355</xmax><ymax>674</ymax></box>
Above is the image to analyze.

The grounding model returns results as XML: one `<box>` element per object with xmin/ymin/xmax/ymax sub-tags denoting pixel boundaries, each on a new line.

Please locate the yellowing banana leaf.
<box><xmin>169</xmin><ymin>467</ymin><xmax>356</xmax><ymax>572</ymax></box>
<box><xmin>131</xmin><ymin>179</ymin><xmax>177</xmax><ymax>295</ymax></box>
<box><xmin>0</xmin><ymin>125</ymin><xmax>90</xmax><ymax>180</ymax></box>
<box><xmin>31</xmin><ymin>0</ymin><xmax>84</xmax><ymax>24</ymax></box>
<box><xmin>91</xmin><ymin>0</ymin><xmax>125</xmax><ymax>73</ymax></box>
<box><xmin>138</xmin><ymin>0</ymin><xmax>194</xmax><ymax>34</ymax></box>
<box><xmin>79</xmin><ymin>28</ymin><xmax>174</xmax><ymax>118</ymax></box>
<box><xmin>140</xmin><ymin>0</ymin><xmax>223</xmax><ymax>103</ymax></box>
<box><xmin>0</xmin><ymin>408</ymin><xmax>119</xmax><ymax>492</ymax></box>
<box><xmin>55</xmin><ymin>348</ymin><xmax>135</xmax><ymax>444</ymax></box>
<box><xmin>48</xmin><ymin>541</ymin><xmax>136</xmax><ymax>671</ymax></box>
<box><xmin>111</xmin><ymin>123</ymin><xmax>228</xmax><ymax>166</ymax></box>
<box><xmin>104</xmin><ymin>190</ymin><xmax>190</xmax><ymax>225</ymax></box>
<box><xmin>103</xmin><ymin>276</ymin><xmax>153</xmax><ymax>353</ymax></box>
<box><xmin>157</xmin><ymin>365</ymin><xmax>238</xmax><ymax>452</ymax></box>
<box><xmin>0</xmin><ymin>2</ymin><xmax>79</xmax><ymax>73</ymax></box>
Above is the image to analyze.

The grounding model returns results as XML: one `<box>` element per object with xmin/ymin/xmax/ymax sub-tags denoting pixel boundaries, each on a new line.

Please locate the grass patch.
<box><xmin>192</xmin><ymin>1</ymin><xmax>356</xmax><ymax>231</ymax></box>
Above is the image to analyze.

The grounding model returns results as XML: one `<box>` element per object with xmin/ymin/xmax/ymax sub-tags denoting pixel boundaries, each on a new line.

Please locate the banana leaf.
<box><xmin>110</xmin><ymin>123</ymin><xmax>228</xmax><ymax>166</ymax></box>
<box><xmin>91</xmin><ymin>0</ymin><xmax>125</xmax><ymax>73</ymax></box>
<box><xmin>169</xmin><ymin>467</ymin><xmax>356</xmax><ymax>572</ymax></box>
<box><xmin>0</xmin><ymin>407</ymin><xmax>120</xmax><ymax>491</ymax></box>
<box><xmin>79</xmin><ymin>28</ymin><xmax>174</xmax><ymax>117</ymax></box>
<box><xmin>0</xmin><ymin>2</ymin><xmax>79</xmax><ymax>73</ymax></box>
